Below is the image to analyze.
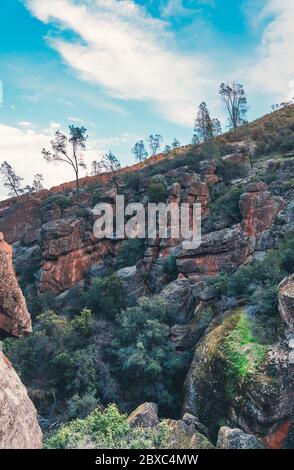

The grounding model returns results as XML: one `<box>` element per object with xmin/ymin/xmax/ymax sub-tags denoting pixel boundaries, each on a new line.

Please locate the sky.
<box><xmin>0</xmin><ymin>0</ymin><xmax>294</xmax><ymax>199</ymax></box>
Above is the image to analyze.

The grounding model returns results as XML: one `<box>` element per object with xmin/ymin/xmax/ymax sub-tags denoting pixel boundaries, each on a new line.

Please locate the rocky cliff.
<box><xmin>0</xmin><ymin>232</ymin><xmax>32</xmax><ymax>338</ymax></box>
<box><xmin>0</xmin><ymin>232</ymin><xmax>42</xmax><ymax>449</ymax></box>
<box><xmin>1</xmin><ymin>106</ymin><xmax>294</xmax><ymax>449</ymax></box>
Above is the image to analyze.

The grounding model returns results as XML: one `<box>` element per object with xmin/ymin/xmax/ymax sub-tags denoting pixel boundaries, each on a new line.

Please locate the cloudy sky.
<box><xmin>0</xmin><ymin>0</ymin><xmax>293</xmax><ymax>199</ymax></box>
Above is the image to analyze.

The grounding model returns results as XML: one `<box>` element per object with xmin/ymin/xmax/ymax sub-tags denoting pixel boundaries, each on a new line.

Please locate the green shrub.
<box><xmin>85</xmin><ymin>274</ymin><xmax>126</xmax><ymax>319</ymax></box>
<box><xmin>91</xmin><ymin>190</ymin><xmax>104</xmax><ymax>206</ymax></box>
<box><xmin>123</xmin><ymin>172</ymin><xmax>141</xmax><ymax>191</ymax></box>
<box><xmin>118</xmin><ymin>239</ymin><xmax>145</xmax><ymax>267</ymax></box>
<box><xmin>147</xmin><ymin>181</ymin><xmax>169</xmax><ymax>203</ymax></box>
<box><xmin>45</xmin><ymin>404</ymin><xmax>168</xmax><ymax>449</ymax></box>
<box><xmin>163</xmin><ymin>255</ymin><xmax>178</xmax><ymax>281</ymax></box>
<box><xmin>3</xmin><ymin>309</ymin><xmax>115</xmax><ymax>420</ymax></box>
<box><xmin>217</xmin><ymin>160</ymin><xmax>248</xmax><ymax>183</ymax></box>
<box><xmin>112</xmin><ymin>297</ymin><xmax>191</xmax><ymax>415</ymax></box>
<box><xmin>209</xmin><ymin>185</ymin><xmax>244</xmax><ymax>227</ymax></box>
<box><xmin>43</xmin><ymin>193</ymin><xmax>71</xmax><ymax>210</ymax></box>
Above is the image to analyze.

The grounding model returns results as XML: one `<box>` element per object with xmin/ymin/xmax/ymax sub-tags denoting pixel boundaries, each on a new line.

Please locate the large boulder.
<box><xmin>164</xmin><ymin>420</ymin><xmax>214</xmax><ymax>449</ymax></box>
<box><xmin>184</xmin><ymin>308</ymin><xmax>294</xmax><ymax>446</ymax></box>
<box><xmin>159</xmin><ymin>275</ymin><xmax>196</xmax><ymax>322</ymax></box>
<box><xmin>278</xmin><ymin>275</ymin><xmax>294</xmax><ymax>331</ymax></box>
<box><xmin>0</xmin><ymin>233</ymin><xmax>32</xmax><ymax>337</ymax></box>
<box><xmin>128</xmin><ymin>402</ymin><xmax>159</xmax><ymax>428</ymax></box>
<box><xmin>175</xmin><ymin>226</ymin><xmax>250</xmax><ymax>279</ymax></box>
<box><xmin>0</xmin><ymin>352</ymin><xmax>43</xmax><ymax>449</ymax></box>
<box><xmin>217</xmin><ymin>427</ymin><xmax>265</xmax><ymax>449</ymax></box>
<box><xmin>117</xmin><ymin>264</ymin><xmax>147</xmax><ymax>305</ymax></box>
<box><xmin>182</xmin><ymin>413</ymin><xmax>209</xmax><ymax>437</ymax></box>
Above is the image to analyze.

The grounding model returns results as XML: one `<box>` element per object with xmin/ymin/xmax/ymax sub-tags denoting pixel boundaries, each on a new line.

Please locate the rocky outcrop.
<box><xmin>0</xmin><ymin>233</ymin><xmax>32</xmax><ymax>337</ymax></box>
<box><xmin>222</xmin><ymin>153</ymin><xmax>247</xmax><ymax>165</ymax></box>
<box><xmin>117</xmin><ymin>264</ymin><xmax>147</xmax><ymax>305</ymax></box>
<box><xmin>183</xmin><ymin>309</ymin><xmax>294</xmax><ymax>447</ymax></box>
<box><xmin>0</xmin><ymin>197</ymin><xmax>42</xmax><ymax>244</ymax></box>
<box><xmin>278</xmin><ymin>275</ymin><xmax>294</xmax><ymax>331</ymax></box>
<box><xmin>0</xmin><ymin>233</ymin><xmax>42</xmax><ymax>448</ymax></box>
<box><xmin>175</xmin><ymin>226</ymin><xmax>250</xmax><ymax>279</ymax></box>
<box><xmin>0</xmin><ymin>352</ymin><xmax>42</xmax><ymax>449</ymax></box>
<box><xmin>182</xmin><ymin>413</ymin><xmax>209</xmax><ymax>437</ymax></box>
<box><xmin>128</xmin><ymin>402</ymin><xmax>159</xmax><ymax>428</ymax></box>
<box><xmin>240</xmin><ymin>182</ymin><xmax>284</xmax><ymax>238</ymax></box>
<box><xmin>159</xmin><ymin>275</ymin><xmax>196</xmax><ymax>322</ymax></box>
<box><xmin>217</xmin><ymin>427</ymin><xmax>265</xmax><ymax>449</ymax></box>
<box><xmin>164</xmin><ymin>419</ymin><xmax>214</xmax><ymax>449</ymax></box>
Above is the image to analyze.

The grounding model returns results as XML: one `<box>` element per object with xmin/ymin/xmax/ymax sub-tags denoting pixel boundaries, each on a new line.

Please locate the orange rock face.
<box><xmin>0</xmin><ymin>197</ymin><xmax>42</xmax><ymax>244</ymax></box>
<box><xmin>0</xmin><ymin>233</ymin><xmax>43</xmax><ymax>449</ymax></box>
<box><xmin>240</xmin><ymin>182</ymin><xmax>284</xmax><ymax>237</ymax></box>
<box><xmin>0</xmin><ymin>233</ymin><xmax>32</xmax><ymax>337</ymax></box>
<box><xmin>40</xmin><ymin>242</ymin><xmax>114</xmax><ymax>294</ymax></box>
<box><xmin>263</xmin><ymin>420</ymin><xmax>292</xmax><ymax>449</ymax></box>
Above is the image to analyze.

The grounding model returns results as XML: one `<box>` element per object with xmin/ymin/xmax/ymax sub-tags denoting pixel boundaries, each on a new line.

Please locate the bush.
<box><xmin>217</xmin><ymin>160</ymin><xmax>248</xmax><ymax>183</ymax></box>
<box><xmin>91</xmin><ymin>190</ymin><xmax>104</xmax><ymax>206</ymax></box>
<box><xmin>123</xmin><ymin>173</ymin><xmax>141</xmax><ymax>191</ymax></box>
<box><xmin>118</xmin><ymin>239</ymin><xmax>145</xmax><ymax>267</ymax></box>
<box><xmin>112</xmin><ymin>297</ymin><xmax>191</xmax><ymax>415</ymax></box>
<box><xmin>85</xmin><ymin>274</ymin><xmax>126</xmax><ymax>319</ymax></box>
<box><xmin>208</xmin><ymin>185</ymin><xmax>244</xmax><ymax>227</ymax></box>
<box><xmin>162</xmin><ymin>255</ymin><xmax>178</xmax><ymax>281</ymax></box>
<box><xmin>43</xmin><ymin>193</ymin><xmax>71</xmax><ymax>210</ymax></box>
<box><xmin>3</xmin><ymin>309</ymin><xmax>118</xmax><ymax>421</ymax></box>
<box><xmin>45</xmin><ymin>404</ymin><xmax>168</xmax><ymax>449</ymax></box>
<box><xmin>147</xmin><ymin>181</ymin><xmax>169</xmax><ymax>203</ymax></box>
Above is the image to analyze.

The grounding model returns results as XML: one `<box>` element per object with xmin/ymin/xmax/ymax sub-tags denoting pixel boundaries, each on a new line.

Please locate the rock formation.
<box><xmin>0</xmin><ymin>232</ymin><xmax>42</xmax><ymax>448</ymax></box>
<box><xmin>0</xmin><ymin>352</ymin><xmax>43</xmax><ymax>449</ymax></box>
<box><xmin>278</xmin><ymin>275</ymin><xmax>294</xmax><ymax>331</ymax></box>
<box><xmin>0</xmin><ymin>232</ymin><xmax>32</xmax><ymax>337</ymax></box>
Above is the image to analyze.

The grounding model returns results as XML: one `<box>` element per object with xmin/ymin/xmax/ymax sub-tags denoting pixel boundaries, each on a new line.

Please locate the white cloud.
<box><xmin>49</xmin><ymin>121</ymin><xmax>61</xmax><ymax>130</ymax></box>
<box><xmin>161</xmin><ymin>0</ymin><xmax>191</xmax><ymax>17</ymax></box>
<box><xmin>24</xmin><ymin>0</ymin><xmax>215</xmax><ymax>126</ymax></box>
<box><xmin>247</xmin><ymin>0</ymin><xmax>294</xmax><ymax>101</ymax></box>
<box><xmin>18</xmin><ymin>121</ymin><xmax>35</xmax><ymax>128</ymax></box>
<box><xmin>0</xmin><ymin>124</ymin><xmax>74</xmax><ymax>200</ymax></box>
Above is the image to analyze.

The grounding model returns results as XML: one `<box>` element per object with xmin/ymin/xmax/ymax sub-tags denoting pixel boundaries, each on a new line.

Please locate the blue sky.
<box><xmin>0</xmin><ymin>0</ymin><xmax>293</xmax><ymax>198</ymax></box>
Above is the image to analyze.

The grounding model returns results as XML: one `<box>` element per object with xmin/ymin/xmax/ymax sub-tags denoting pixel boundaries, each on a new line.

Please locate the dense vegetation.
<box><xmin>45</xmin><ymin>404</ymin><xmax>168</xmax><ymax>449</ymax></box>
<box><xmin>4</xmin><ymin>288</ymin><xmax>190</xmax><ymax>425</ymax></box>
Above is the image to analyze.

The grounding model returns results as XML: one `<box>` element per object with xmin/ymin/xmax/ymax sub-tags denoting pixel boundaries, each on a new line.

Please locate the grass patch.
<box><xmin>222</xmin><ymin>312</ymin><xmax>269</xmax><ymax>380</ymax></box>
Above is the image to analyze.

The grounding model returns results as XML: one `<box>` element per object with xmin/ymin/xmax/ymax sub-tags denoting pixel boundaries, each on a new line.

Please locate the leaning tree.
<box><xmin>42</xmin><ymin>126</ymin><xmax>88</xmax><ymax>194</ymax></box>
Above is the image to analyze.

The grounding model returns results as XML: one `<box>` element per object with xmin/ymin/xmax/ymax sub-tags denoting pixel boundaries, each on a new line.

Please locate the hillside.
<box><xmin>1</xmin><ymin>105</ymin><xmax>294</xmax><ymax>449</ymax></box>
